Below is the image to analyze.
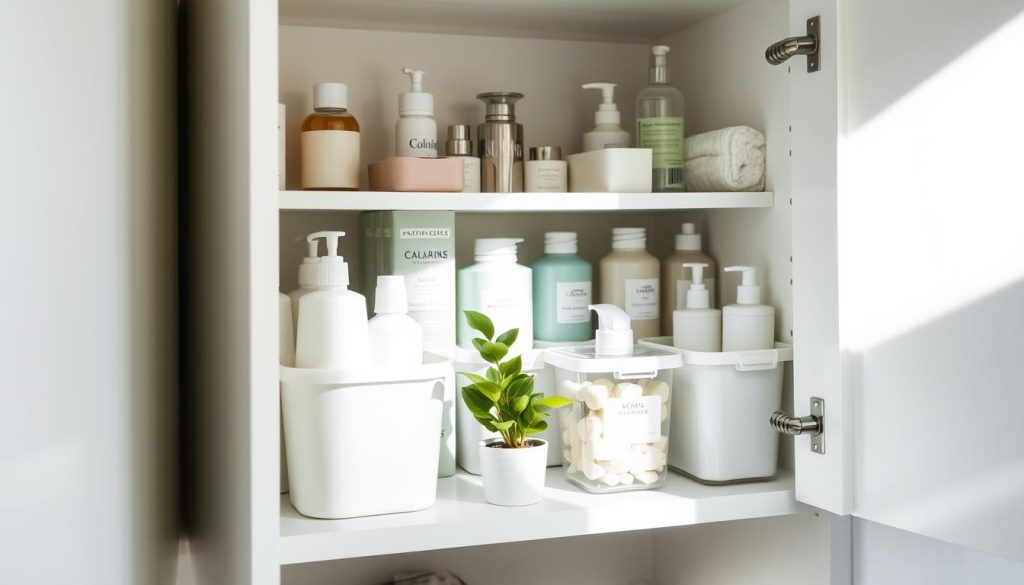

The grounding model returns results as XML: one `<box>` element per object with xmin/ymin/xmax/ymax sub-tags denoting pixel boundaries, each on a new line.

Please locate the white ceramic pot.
<box><xmin>478</xmin><ymin>438</ymin><xmax>548</xmax><ymax>506</ymax></box>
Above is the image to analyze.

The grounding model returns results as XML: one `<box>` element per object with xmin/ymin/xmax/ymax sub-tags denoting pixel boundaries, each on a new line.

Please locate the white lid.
<box><xmin>374</xmin><ymin>275</ymin><xmax>408</xmax><ymax>314</ymax></box>
<box><xmin>682</xmin><ymin>263</ymin><xmax>710</xmax><ymax>309</ymax></box>
<box><xmin>582</xmin><ymin>82</ymin><xmax>620</xmax><ymax>126</ymax></box>
<box><xmin>544</xmin><ymin>232</ymin><xmax>577</xmax><ymax>254</ymax></box>
<box><xmin>612</xmin><ymin>227</ymin><xmax>646</xmax><ymax>250</ymax></box>
<box><xmin>590</xmin><ymin>304</ymin><xmax>632</xmax><ymax>356</ymax></box>
<box><xmin>308</xmin><ymin>231</ymin><xmax>349</xmax><ymax>287</ymax></box>
<box><xmin>542</xmin><ymin>343</ymin><xmax>681</xmax><ymax>375</ymax></box>
<box><xmin>675</xmin><ymin>222</ymin><xmax>701</xmax><ymax>251</ymax></box>
<box><xmin>725</xmin><ymin>265</ymin><xmax>760</xmax><ymax>304</ymax></box>
<box><xmin>474</xmin><ymin>237</ymin><xmax>523</xmax><ymax>260</ymax></box>
<box><xmin>399</xmin><ymin>67</ymin><xmax>434</xmax><ymax>116</ymax></box>
<box><xmin>297</xmin><ymin>238</ymin><xmax>322</xmax><ymax>288</ymax></box>
<box><xmin>314</xmin><ymin>82</ymin><xmax>348</xmax><ymax>110</ymax></box>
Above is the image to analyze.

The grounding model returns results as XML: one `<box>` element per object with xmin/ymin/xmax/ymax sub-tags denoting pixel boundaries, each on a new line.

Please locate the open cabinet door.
<box><xmin>793</xmin><ymin>0</ymin><xmax>1024</xmax><ymax>561</ymax></box>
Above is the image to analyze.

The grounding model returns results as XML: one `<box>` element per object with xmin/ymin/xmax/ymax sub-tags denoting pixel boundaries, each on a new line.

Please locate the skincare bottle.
<box><xmin>286</xmin><ymin>237</ymin><xmax>322</xmax><ymax>340</ymax></box>
<box><xmin>532</xmin><ymin>232</ymin><xmax>593</xmax><ymax>342</ymax></box>
<box><xmin>477</xmin><ymin>92</ymin><xmax>524</xmax><ymax>193</ymax></box>
<box><xmin>582</xmin><ymin>83</ymin><xmax>630</xmax><ymax>151</ymax></box>
<box><xmin>672</xmin><ymin>263</ymin><xmax>721</xmax><ymax>352</ymax></box>
<box><xmin>721</xmin><ymin>266</ymin><xmax>775</xmax><ymax>351</ymax></box>
<box><xmin>636</xmin><ymin>46</ymin><xmax>685</xmax><ymax>192</ymax></box>
<box><xmin>368</xmin><ymin>275</ymin><xmax>423</xmax><ymax>367</ymax></box>
<box><xmin>294</xmin><ymin>231</ymin><xmax>370</xmax><ymax>368</ymax></box>
<box><xmin>599</xmin><ymin>227</ymin><xmax>660</xmax><ymax>341</ymax></box>
<box><xmin>445</xmin><ymin>125</ymin><xmax>481</xmax><ymax>193</ymax></box>
<box><xmin>661</xmin><ymin>222</ymin><xmax>716</xmax><ymax>335</ymax></box>
<box><xmin>301</xmin><ymin>83</ymin><xmax>361</xmax><ymax>190</ymax></box>
<box><xmin>457</xmin><ymin>238</ymin><xmax>533</xmax><ymax>353</ymax></box>
<box><xmin>395</xmin><ymin>68</ymin><xmax>437</xmax><ymax>157</ymax></box>
<box><xmin>525</xmin><ymin>146</ymin><xmax>567</xmax><ymax>193</ymax></box>
<box><xmin>279</xmin><ymin>291</ymin><xmax>295</xmax><ymax>367</ymax></box>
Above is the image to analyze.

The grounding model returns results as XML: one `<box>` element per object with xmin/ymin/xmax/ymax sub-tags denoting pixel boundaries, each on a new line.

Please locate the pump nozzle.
<box><xmin>399</xmin><ymin>67</ymin><xmax>433</xmax><ymax>116</ymax></box>
<box><xmin>582</xmin><ymin>82</ymin><xmax>621</xmax><ymax>125</ymax></box>
<box><xmin>650</xmin><ymin>45</ymin><xmax>671</xmax><ymax>83</ymax></box>
<box><xmin>401</xmin><ymin>67</ymin><xmax>425</xmax><ymax>92</ymax></box>
<box><xmin>307</xmin><ymin>231</ymin><xmax>350</xmax><ymax>287</ymax></box>
<box><xmin>297</xmin><ymin>235</ymin><xmax>323</xmax><ymax>288</ymax></box>
<box><xmin>308</xmin><ymin>231</ymin><xmax>346</xmax><ymax>258</ymax></box>
<box><xmin>589</xmin><ymin>304</ymin><xmax>633</xmax><ymax>356</ymax></box>
<box><xmin>724</xmin><ymin>266</ymin><xmax>761</xmax><ymax>305</ymax></box>
<box><xmin>682</xmin><ymin>263</ymin><xmax>710</xmax><ymax>309</ymax></box>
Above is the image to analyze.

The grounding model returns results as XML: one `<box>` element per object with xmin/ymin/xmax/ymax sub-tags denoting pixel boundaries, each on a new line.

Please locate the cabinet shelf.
<box><xmin>277</xmin><ymin>191</ymin><xmax>773</xmax><ymax>212</ymax></box>
<box><xmin>279</xmin><ymin>468</ymin><xmax>804</xmax><ymax>565</ymax></box>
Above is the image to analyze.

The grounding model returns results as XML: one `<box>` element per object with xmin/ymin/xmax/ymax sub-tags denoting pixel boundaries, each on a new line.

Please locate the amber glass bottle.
<box><xmin>301</xmin><ymin>82</ymin><xmax>361</xmax><ymax>191</ymax></box>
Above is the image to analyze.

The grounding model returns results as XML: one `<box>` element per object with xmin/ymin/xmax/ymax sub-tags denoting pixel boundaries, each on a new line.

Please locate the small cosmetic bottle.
<box><xmin>525</xmin><ymin>146</ymin><xmax>567</xmax><ymax>193</ymax></box>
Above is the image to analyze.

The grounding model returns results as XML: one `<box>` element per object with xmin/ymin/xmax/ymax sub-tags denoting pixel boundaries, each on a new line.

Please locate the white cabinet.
<box><xmin>182</xmin><ymin>0</ymin><xmax>1024</xmax><ymax>583</ymax></box>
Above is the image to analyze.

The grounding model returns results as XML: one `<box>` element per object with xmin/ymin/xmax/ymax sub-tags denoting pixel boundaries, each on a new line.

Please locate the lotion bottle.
<box><xmin>599</xmin><ymin>227</ymin><xmax>660</xmax><ymax>341</ymax></box>
<box><xmin>294</xmin><ymin>231</ymin><xmax>370</xmax><ymax>368</ymax></box>
<box><xmin>531</xmin><ymin>232</ymin><xmax>593</xmax><ymax>343</ymax></box>
<box><xmin>395</xmin><ymin>68</ymin><xmax>437</xmax><ymax>157</ymax></box>
<box><xmin>661</xmin><ymin>222</ymin><xmax>716</xmax><ymax>334</ymax></box>
<box><xmin>286</xmin><ymin>237</ymin><xmax>322</xmax><ymax>341</ymax></box>
<box><xmin>672</xmin><ymin>263</ymin><xmax>721</xmax><ymax>352</ymax></box>
<box><xmin>582</xmin><ymin>83</ymin><xmax>630</xmax><ymax>151</ymax></box>
<box><xmin>368</xmin><ymin>275</ymin><xmax>423</xmax><ymax>366</ymax></box>
<box><xmin>721</xmin><ymin>266</ymin><xmax>775</xmax><ymax>351</ymax></box>
<box><xmin>301</xmin><ymin>82</ymin><xmax>360</xmax><ymax>190</ymax></box>
<box><xmin>457</xmin><ymin>238</ymin><xmax>533</xmax><ymax>353</ymax></box>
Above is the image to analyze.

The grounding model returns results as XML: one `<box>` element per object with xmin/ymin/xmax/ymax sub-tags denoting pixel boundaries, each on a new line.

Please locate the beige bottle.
<box><xmin>661</xmin><ymin>222</ymin><xmax>716</xmax><ymax>335</ymax></box>
<box><xmin>301</xmin><ymin>82</ymin><xmax>361</xmax><ymax>190</ymax></box>
<box><xmin>600</xmin><ymin>227</ymin><xmax>660</xmax><ymax>341</ymax></box>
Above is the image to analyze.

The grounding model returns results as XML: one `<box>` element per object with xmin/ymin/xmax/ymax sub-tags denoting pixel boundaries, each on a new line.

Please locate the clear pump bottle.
<box><xmin>636</xmin><ymin>46</ymin><xmax>685</xmax><ymax>192</ymax></box>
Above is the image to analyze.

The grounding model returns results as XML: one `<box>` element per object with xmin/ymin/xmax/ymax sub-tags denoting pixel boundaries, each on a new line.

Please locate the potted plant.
<box><xmin>460</xmin><ymin>310</ymin><xmax>573</xmax><ymax>506</ymax></box>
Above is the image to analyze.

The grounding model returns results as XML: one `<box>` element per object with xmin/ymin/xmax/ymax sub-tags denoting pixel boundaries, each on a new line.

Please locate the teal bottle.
<box><xmin>532</xmin><ymin>232</ymin><xmax>593</xmax><ymax>342</ymax></box>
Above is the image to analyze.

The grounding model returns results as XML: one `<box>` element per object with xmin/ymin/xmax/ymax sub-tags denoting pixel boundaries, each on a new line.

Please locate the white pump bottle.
<box><xmin>721</xmin><ymin>266</ymin><xmax>775</xmax><ymax>351</ymax></box>
<box><xmin>395</xmin><ymin>67</ymin><xmax>438</xmax><ymax>157</ymax></box>
<box><xmin>294</xmin><ymin>231</ymin><xmax>370</xmax><ymax>369</ymax></box>
<box><xmin>672</xmin><ymin>263</ymin><xmax>721</xmax><ymax>352</ymax></box>
<box><xmin>286</xmin><ymin>238</ymin><xmax>322</xmax><ymax>341</ymax></box>
<box><xmin>582</xmin><ymin>83</ymin><xmax>631</xmax><ymax>152</ymax></box>
<box><xmin>368</xmin><ymin>275</ymin><xmax>423</xmax><ymax>367</ymax></box>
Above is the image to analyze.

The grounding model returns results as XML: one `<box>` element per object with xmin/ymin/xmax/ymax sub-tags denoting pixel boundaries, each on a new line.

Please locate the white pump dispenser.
<box><xmin>672</xmin><ymin>263</ymin><xmax>722</xmax><ymax>351</ymax></box>
<box><xmin>590</xmin><ymin>303</ymin><xmax>633</xmax><ymax>356</ymax></box>
<box><xmin>721</xmin><ymin>266</ymin><xmax>775</xmax><ymax>351</ymax></box>
<box><xmin>287</xmin><ymin>238</ymin><xmax>322</xmax><ymax>340</ymax></box>
<box><xmin>368</xmin><ymin>275</ymin><xmax>423</xmax><ymax>367</ymax></box>
<box><xmin>294</xmin><ymin>231</ymin><xmax>370</xmax><ymax>368</ymax></box>
<box><xmin>396</xmin><ymin>67</ymin><xmax>438</xmax><ymax>157</ymax></box>
<box><xmin>582</xmin><ymin>83</ymin><xmax>631</xmax><ymax>152</ymax></box>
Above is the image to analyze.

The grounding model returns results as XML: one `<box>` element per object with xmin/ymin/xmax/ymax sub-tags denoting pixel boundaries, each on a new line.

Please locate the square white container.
<box><xmin>566</xmin><ymin>148</ymin><xmax>652</xmax><ymax>193</ymax></box>
<box><xmin>639</xmin><ymin>338</ymin><xmax>793</xmax><ymax>483</ymax></box>
<box><xmin>455</xmin><ymin>347</ymin><xmax>563</xmax><ymax>474</ymax></box>
<box><xmin>280</xmin><ymin>353</ymin><xmax>452</xmax><ymax>519</ymax></box>
<box><xmin>543</xmin><ymin>345</ymin><xmax>681</xmax><ymax>493</ymax></box>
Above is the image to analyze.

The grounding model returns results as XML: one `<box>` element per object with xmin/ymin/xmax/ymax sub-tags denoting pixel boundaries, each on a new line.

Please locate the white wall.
<box><xmin>0</xmin><ymin>0</ymin><xmax>178</xmax><ymax>584</ymax></box>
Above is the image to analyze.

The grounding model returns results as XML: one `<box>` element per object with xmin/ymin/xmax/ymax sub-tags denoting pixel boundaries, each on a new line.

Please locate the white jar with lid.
<box><xmin>525</xmin><ymin>146</ymin><xmax>567</xmax><ymax>193</ymax></box>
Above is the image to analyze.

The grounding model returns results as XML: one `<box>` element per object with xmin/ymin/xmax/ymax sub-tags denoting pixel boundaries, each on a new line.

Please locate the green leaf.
<box><xmin>472</xmin><ymin>380</ymin><xmax>502</xmax><ymax>402</ymax></box>
<box><xmin>462</xmin><ymin>387</ymin><xmax>496</xmax><ymax>417</ymax></box>
<box><xmin>511</xmin><ymin>395</ymin><xmax>530</xmax><ymax>415</ymax></box>
<box><xmin>523</xmin><ymin>420</ymin><xmax>548</xmax><ymax>435</ymax></box>
<box><xmin>491</xmin><ymin>420</ymin><xmax>515</xmax><ymax>431</ymax></box>
<box><xmin>460</xmin><ymin>372</ymin><xmax>489</xmax><ymax>386</ymax></box>
<box><xmin>472</xmin><ymin>338</ymin><xmax>487</xmax><ymax>352</ymax></box>
<box><xmin>495</xmin><ymin>328</ymin><xmax>519</xmax><ymax>348</ymax></box>
<box><xmin>506</xmin><ymin>375</ymin><xmax>534</xmax><ymax>399</ymax></box>
<box><xmin>477</xmin><ymin>417</ymin><xmax>500</xmax><ymax>433</ymax></box>
<box><xmin>536</xmin><ymin>395</ymin><xmax>574</xmax><ymax>410</ymax></box>
<box><xmin>463</xmin><ymin>310</ymin><xmax>494</xmax><ymax>340</ymax></box>
<box><xmin>478</xmin><ymin>341</ymin><xmax>509</xmax><ymax>364</ymax></box>
<box><xmin>485</xmin><ymin>367</ymin><xmax>501</xmax><ymax>383</ymax></box>
<box><xmin>498</xmin><ymin>355</ymin><xmax>522</xmax><ymax>378</ymax></box>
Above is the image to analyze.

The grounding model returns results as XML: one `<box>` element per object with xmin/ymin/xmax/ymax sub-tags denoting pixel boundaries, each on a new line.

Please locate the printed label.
<box><xmin>603</xmin><ymin>396</ymin><xmax>662</xmax><ymax>443</ymax></box>
<box><xmin>300</xmin><ymin>130</ymin><xmax>360</xmax><ymax>189</ymax></box>
<box><xmin>399</xmin><ymin>228</ymin><xmax>452</xmax><ymax>239</ymax></box>
<box><xmin>625</xmin><ymin>278</ymin><xmax>659</xmax><ymax>320</ymax></box>
<box><xmin>636</xmin><ymin>117</ymin><xmax>684</xmax><ymax>170</ymax></box>
<box><xmin>555</xmin><ymin>281</ymin><xmax>592</xmax><ymax>324</ymax></box>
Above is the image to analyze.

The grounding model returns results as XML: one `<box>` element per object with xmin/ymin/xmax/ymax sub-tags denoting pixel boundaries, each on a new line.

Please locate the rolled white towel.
<box><xmin>684</xmin><ymin>126</ymin><xmax>766</xmax><ymax>192</ymax></box>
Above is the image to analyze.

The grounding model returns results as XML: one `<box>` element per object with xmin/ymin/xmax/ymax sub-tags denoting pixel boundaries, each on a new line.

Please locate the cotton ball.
<box><xmin>612</xmin><ymin>382</ymin><xmax>644</xmax><ymax>400</ymax></box>
<box><xmin>619</xmin><ymin>473</ymin><xmax>635</xmax><ymax>486</ymax></box>
<box><xmin>600</xmin><ymin>472</ymin><xmax>621</xmax><ymax>487</ymax></box>
<box><xmin>606</xmin><ymin>449</ymin><xmax>639</xmax><ymax>474</ymax></box>
<box><xmin>636</xmin><ymin>378</ymin><xmax>653</xmax><ymax>390</ymax></box>
<box><xmin>577</xmin><ymin>415</ymin><xmax>603</xmax><ymax>441</ymax></box>
<box><xmin>592</xmin><ymin>378</ymin><xmax>615</xmax><ymax>391</ymax></box>
<box><xmin>591</xmin><ymin>437</ymin><xmax>628</xmax><ymax>460</ymax></box>
<box><xmin>580</xmin><ymin>384</ymin><xmax>608</xmax><ymax>411</ymax></box>
<box><xmin>645</xmin><ymin>380</ymin><xmax>670</xmax><ymax>404</ymax></box>
<box><xmin>636</xmin><ymin>470</ymin><xmax>660</xmax><ymax>485</ymax></box>
<box><xmin>559</xmin><ymin>379</ymin><xmax>582</xmax><ymax>400</ymax></box>
<box><xmin>634</xmin><ymin>445</ymin><xmax>667</xmax><ymax>473</ymax></box>
<box><xmin>582</xmin><ymin>450</ymin><xmax>606</xmax><ymax>480</ymax></box>
<box><xmin>652</xmin><ymin>435</ymin><xmax>669</xmax><ymax>453</ymax></box>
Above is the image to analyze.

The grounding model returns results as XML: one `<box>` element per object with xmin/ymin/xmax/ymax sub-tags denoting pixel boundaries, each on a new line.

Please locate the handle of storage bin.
<box><xmin>734</xmin><ymin>349</ymin><xmax>779</xmax><ymax>371</ymax></box>
<box><xmin>615</xmin><ymin>369</ymin><xmax>659</xmax><ymax>380</ymax></box>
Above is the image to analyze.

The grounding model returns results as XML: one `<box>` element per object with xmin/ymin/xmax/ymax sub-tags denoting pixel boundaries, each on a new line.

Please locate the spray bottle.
<box><xmin>582</xmin><ymin>83</ymin><xmax>631</xmax><ymax>151</ymax></box>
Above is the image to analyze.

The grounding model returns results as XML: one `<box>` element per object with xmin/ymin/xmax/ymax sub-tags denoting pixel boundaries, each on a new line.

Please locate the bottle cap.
<box><xmin>590</xmin><ymin>304</ymin><xmax>633</xmax><ymax>356</ymax></box>
<box><xmin>529</xmin><ymin>146</ymin><xmax>562</xmax><ymax>161</ymax></box>
<box><xmin>307</xmin><ymin>231</ymin><xmax>349</xmax><ymax>287</ymax></box>
<box><xmin>474</xmin><ymin>237</ymin><xmax>523</xmax><ymax>260</ymax></box>
<box><xmin>477</xmin><ymin>92</ymin><xmax>524</xmax><ymax>121</ymax></box>
<box><xmin>676</xmin><ymin>222</ymin><xmax>701</xmax><ymax>251</ymax></box>
<box><xmin>544</xmin><ymin>232</ymin><xmax>577</xmax><ymax>254</ymax></box>
<box><xmin>297</xmin><ymin>238</ymin><xmax>322</xmax><ymax>288</ymax></box>
<box><xmin>725</xmin><ymin>265</ymin><xmax>760</xmax><ymax>304</ymax></box>
<box><xmin>683</xmin><ymin>263</ymin><xmax>710</xmax><ymax>309</ymax></box>
<box><xmin>582</xmin><ymin>82</ymin><xmax>621</xmax><ymax>125</ymax></box>
<box><xmin>650</xmin><ymin>46</ymin><xmax>670</xmax><ymax>84</ymax></box>
<box><xmin>374</xmin><ymin>275</ymin><xmax>408</xmax><ymax>314</ymax></box>
<box><xmin>314</xmin><ymin>82</ymin><xmax>348</xmax><ymax>110</ymax></box>
<box><xmin>611</xmin><ymin>227</ymin><xmax>646</xmax><ymax>250</ymax></box>
<box><xmin>399</xmin><ymin>67</ymin><xmax>433</xmax><ymax>116</ymax></box>
<box><xmin>445</xmin><ymin>125</ymin><xmax>473</xmax><ymax>156</ymax></box>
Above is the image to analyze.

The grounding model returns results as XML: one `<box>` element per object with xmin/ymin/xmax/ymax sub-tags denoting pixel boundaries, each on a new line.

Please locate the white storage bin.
<box><xmin>566</xmin><ymin>148</ymin><xmax>652</xmax><ymax>193</ymax></box>
<box><xmin>455</xmin><ymin>347</ymin><xmax>563</xmax><ymax>474</ymax></box>
<box><xmin>639</xmin><ymin>337</ymin><xmax>793</xmax><ymax>483</ymax></box>
<box><xmin>280</xmin><ymin>353</ymin><xmax>451</xmax><ymax>519</ymax></box>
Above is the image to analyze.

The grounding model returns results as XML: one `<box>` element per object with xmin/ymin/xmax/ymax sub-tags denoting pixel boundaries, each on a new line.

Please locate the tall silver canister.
<box><xmin>476</xmin><ymin>92</ymin><xmax>524</xmax><ymax>192</ymax></box>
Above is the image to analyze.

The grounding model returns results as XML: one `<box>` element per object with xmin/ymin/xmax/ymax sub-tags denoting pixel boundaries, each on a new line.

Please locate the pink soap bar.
<box><xmin>368</xmin><ymin>157</ymin><xmax>465</xmax><ymax>192</ymax></box>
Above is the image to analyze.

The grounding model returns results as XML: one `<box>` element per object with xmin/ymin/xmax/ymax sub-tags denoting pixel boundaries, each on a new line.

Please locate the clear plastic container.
<box><xmin>544</xmin><ymin>345</ymin><xmax>681</xmax><ymax>493</ymax></box>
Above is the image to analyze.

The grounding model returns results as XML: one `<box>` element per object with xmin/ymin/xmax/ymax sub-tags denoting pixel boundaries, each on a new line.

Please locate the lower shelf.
<box><xmin>279</xmin><ymin>467</ymin><xmax>805</xmax><ymax>565</ymax></box>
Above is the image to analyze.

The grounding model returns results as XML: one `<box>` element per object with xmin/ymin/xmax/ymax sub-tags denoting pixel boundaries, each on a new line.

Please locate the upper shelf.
<box><xmin>279</xmin><ymin>468</ymin><xmax>804</xmax><ymax>564</ymax></box>
<box><xmin>278</xmin><ymin>190</ymin><xmax>773</xmax><ymax>212</ymax></box>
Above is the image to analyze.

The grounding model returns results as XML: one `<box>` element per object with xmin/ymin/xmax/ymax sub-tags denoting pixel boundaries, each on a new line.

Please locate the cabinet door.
<box><xmin>792</xmin><ymin>0</ymin><xmax>1024</xmax><ymax>561</ymax></box>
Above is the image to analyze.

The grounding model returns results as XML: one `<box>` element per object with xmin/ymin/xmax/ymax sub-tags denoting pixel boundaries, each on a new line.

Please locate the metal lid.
<box><xmin>529</xmin><ymin>146</ymin><xmax>562</xmax><ymax>161</ymax></box>
<box><xmin>445</xmin><ymin>124</ymin><xmax>473</xmax><ymax>156</ymax></box>
<box><xmin>477</xmin><ymin>92</ymin><xmax>524</xmax><ymax>121</ymax></box>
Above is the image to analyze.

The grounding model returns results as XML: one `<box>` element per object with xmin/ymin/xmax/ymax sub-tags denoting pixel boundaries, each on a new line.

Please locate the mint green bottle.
<box><xmin>532</xmin><ymin>232</ymin><xmax>593</xmax><ymax>342</ymax></box>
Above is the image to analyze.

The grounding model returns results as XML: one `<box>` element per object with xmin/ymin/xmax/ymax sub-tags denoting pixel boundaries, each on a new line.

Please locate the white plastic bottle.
<box><xmin>672</xmin><ymin>263</ymin><xmax>721</xmax><ymax>352</ymax></box>
<box><xmin>582</xmin><ymin>83</ymin><xmax>630</xmax><ymax>151</ymax></box>
<box><xmin>279</xmin><ymin>292</ymin><xmax>295</xmax><ymax>367</ymax></box>
<box><xmin>721</xmin><ymin>266</ymin><xmax>775</xmax><ymax>351</ymax></box>
<box><xmin>295</xmin><ymin>231</ymin><xmax>370</xmax><ymax>368</ymax></box>
<box><xmin>286</xmin><ymin>237</ymin><xmax>322</xmax><ymax>341</ymax></box>
<box><xmin>368</xmin><ymin>275</ymin><xmax>423</xmax><ymax>367</ymax></box>
<box><xmin>456</xmin><ymin>238</ymin><xmax>533</xmax><ymax>354</ymax></box>
<box><xmin>395</xmin><ymin>67</ymin><xmax>438</xmax><ymax>157</ymax></box>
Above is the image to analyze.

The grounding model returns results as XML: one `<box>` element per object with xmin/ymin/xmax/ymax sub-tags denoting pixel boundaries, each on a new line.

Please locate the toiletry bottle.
<box><xmin>446</xmin><ymin>125</ymin><xmax>481</xmax><ymax>193</ymax></box>
<box><xmin>532</xmin><ymin>232</ymin><xmax>593</xmax><ymax>342</ymax></box>
<box><xmin>721</xmin><ymin>266</ymin><xmax>775</xmax><ymax>351</ymax></box>
<box><xmin>279</xmin><ymin>291</ymin><xmax>295</xmax><ymax>367</ymax></box>
<box><xmin>396</xmin><ymin>68</ymin><xmax>437</xmax><ymax>157</ymax></box>
<box><xmin>286</xmin><ymin>237</ymin><xmax>322</xmax><ymax>340</ymax></box>
<box><xmin>368</xmin><ymin>275</ymin><xmax>423</xmax><ymax>366</ymax></box>
<box><xmin>582</xmin><ymin>83</ymin><xmax>630</xmax><ymax>151</ymax></box>
<box><xmin>599</xmin><ymin>227</ymin><xmax>660</xmax><ymax>341</ymax></box>
<box><xmin>294</xmin><ymin>231</ymin><xmax>370</xmax><ymax>368</ymax></box>
<box><xmin>457</xmin><ymin>238</ymin><xmax>533</xmax><ymax>353</ymax></box>
<box><xmin>636</xmin><ymin>46</ymin><xmax>685</xmax><ymax>192</ymax></box>
<box><xmin>672</xmin><ymin>263</ymin><xmax>721</xmax><ymax>352</ymax></box>
<box><xmin>477</xmin><ymin>92</ymin><xmax>525</xmax><ymax>193</ymax></box>
<box><xmin>525</xmin><ymin>146</ymin><xmax>567</xmax><ymax>193</ymax></box>
<box><xmin>301</xmin><ymin>82</ymin><xmax>360</xmax><ymax>190</ymax></box>
<box><xmin>661</xmin><ymin>222</ymin><xmax>716</xmax><ymax>334</ymax></box>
